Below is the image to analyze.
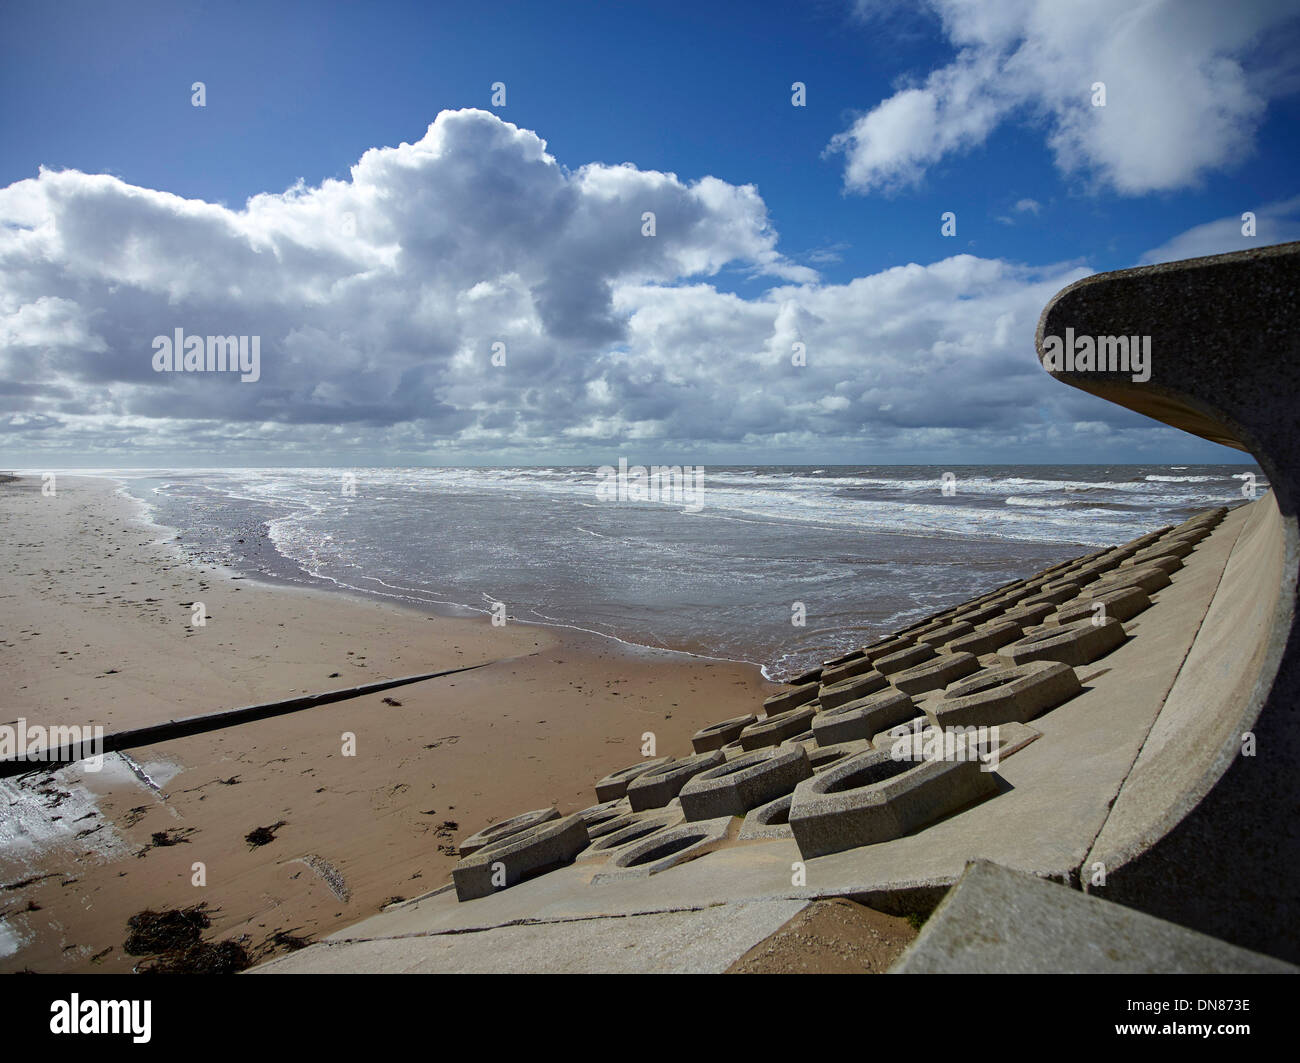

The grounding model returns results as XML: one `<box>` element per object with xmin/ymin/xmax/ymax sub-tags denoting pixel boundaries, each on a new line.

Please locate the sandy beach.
<box><xmin>0</xmin><ymin>475</ymin><xmax>771</xmax><ymax>972</ymax></box>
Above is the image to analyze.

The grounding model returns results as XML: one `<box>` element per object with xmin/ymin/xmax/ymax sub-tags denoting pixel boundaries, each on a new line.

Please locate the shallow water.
<box><xmin>110</xmin><ymin>464</ymin><xmax>1261</xmax><ymax>680</ymax></box>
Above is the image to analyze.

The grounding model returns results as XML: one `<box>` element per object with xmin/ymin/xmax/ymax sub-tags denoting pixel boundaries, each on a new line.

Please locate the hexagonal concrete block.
<box><xmin>932</xmin><ymin>660</ymin><xmax>1082</xmax><ymax>727</ymax></box>
<box><xmin>1094</xmin><ymin>564</ymin><xmax>1171</xmax><ymax>596</ymax></box>
<box><xmin>999</xmin><ymin>616</ymin><xmax>1126</xmax><ymax>667</ymax></box>
<box><xmin>591</xmin><ymin>817</ymin><xmax>734</xmax><ymax>883</ymax></box>
<box><xmin>788</xmin><ymin>665</ymin><xmax>823</xmax><ymax>686</ymax></box>
<box><xmin>762</xmin><ymin>682</ymin><xmax>820</xmax><ymax>717</ymax></box>
<box><xmin>626</xmin><ymin>750</ymin><xmax>725</xmax><ymax>811</ymax></box>
<box><xmin>948</xmin><ymin>601</ymin><xmax>1007</xmax><ymax>627</ymax></box>
<box><xmin>738</xmin><ymin>793</ymin><xmax>795</xmax><ymax>840</ymax></box>
<box><xmin>788</xmin><ymin>750</ymin><xmax>1000</xmax><ymax>859</ymax></box>
<box><xmin>915</xmin><ymin>620</ymin><xmax>976</xmax><ymax>649</ymax></box>
<box><xmin>818</xmin><ymin>668</ymin><xmax>889</xmax><ymax>709</ymax></box>
<box><xmin>807</xmin><ymin>740</ymin><xmax>873</xmax><ymax>773</ymax></box>
<box><xmin>739</xmin><ymin>705</ymin><xmax>816</xmax><ymax>751</ymax></box>
<box><xmin>691</xmin><ymin>713</ymin><xmax>758</xmax><ymax>753</ymax></box>
<box><xmin>1120</xmin><ymin>552</ymin><xmax>1184</xmax><ymax>575</ymax></box>
<box><xmin>811</xmin><ymin>687</ymin><xmax>917</xmax><ymax>746</ymax></box>
<box><xmin>575</xmin><ymin>808</ymin><xmax>682</xmax><ymax>862</ymax></box>
<box><xmin>1129</xmin><ymin>539</ymin><xmax>1194</xmax><ymax>563</ymax></box>
<box><xmin>890</xmin><ymin>651</ymin><xmax>980</xmax><ymax>696</ymax></box>
<box><xmin>594</xmin><ymin>756</ymin><xmax>673</xmax><ymax>802</ymax></box>
<box><xmin>861</xmin><ymin>635</ymin><xmax>917</xmax><ymax>661</ymax></box>
<box><xmin>458</xmin><ymin>806</ymin><xmax>562</xmax><ymax>857</ymax></box>
<box><xmin>999</xmin><ymin>602</ymin><xmax>1055</xmax><ymax>629</ymax></box>
<box><xmin>1055</xmin><ymin>585</ymin><xmax>1151</xmax><ymax>626</ymax></box>
<box><xmin>452</xmin><ymin>813</ymin><xmax>590</xmax><ymax>901</ymax></box>
<box><xmin>1019</xmin><ymin>582</ymin><xmax>1081</xmax><ymax>608</ymax></box>
<box><xmin>874</xmin><ymin>643</ymin><xmax>937</xmax><ymax>676</ymax></box>
<box><xmin>943</xmin><ymin>621</ymin><xmax>1021</xmax><ymax>657</ymax></box>
<box><xmin>577</xmin><ymin>797</ymin><xmax>631</xmax><ymax>835</ymax></box>
<box><xmin>678</xmin><ymin>745</ymin><xmax>812</xmax><ymax>821</ymax></box>
<box><xmin>820</xmin><ymin>654</ymin><xmax>880</xmax><ymax>687</ymax></box>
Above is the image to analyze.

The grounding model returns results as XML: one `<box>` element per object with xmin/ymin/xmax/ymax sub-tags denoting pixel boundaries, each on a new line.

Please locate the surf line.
<box><xmin>0</xmin><ymin>658</ymin><xmax>527</xmax><ymax>779</ymax></box>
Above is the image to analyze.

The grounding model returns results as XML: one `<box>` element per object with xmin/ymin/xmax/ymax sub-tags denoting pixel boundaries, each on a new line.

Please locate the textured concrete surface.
<box><xmin>894</xmin><ymin>861</ymin><xmax>1295</xmax><ymax>974</ymax></box>
<box><xmin>254</xmin><ymin>898</ymin><xmax>810</xmax><ymax>974</ymax></box>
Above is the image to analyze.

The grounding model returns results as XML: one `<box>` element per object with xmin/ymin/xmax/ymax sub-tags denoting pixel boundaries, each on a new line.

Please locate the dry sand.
<box><xmin>0</xmin><ymin>475</ymin><xmax>772</xmax><ymax>972</ymax></box>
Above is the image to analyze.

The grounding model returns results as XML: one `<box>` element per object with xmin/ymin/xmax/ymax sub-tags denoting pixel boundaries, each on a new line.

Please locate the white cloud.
<box><xmin>833</xmin><ymin>0</ymin><xmax>1300</xmax><ymax>195</ymax></box>
<box><xmin>1139</xmin><ymin>195</ymin><xmax>1300</xmax><ymax>264</ymax></box>
<box><xmin>0</xmin><ymin>108</ymin><xmax>1188</xmax><ymax>462</ymax></box>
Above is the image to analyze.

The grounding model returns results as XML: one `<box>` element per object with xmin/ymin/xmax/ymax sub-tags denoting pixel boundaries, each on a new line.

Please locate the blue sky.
<box><xmin>2</xmin><ymin>0</ymin><xmax>1299</xmax><ymax>466</ymax></box>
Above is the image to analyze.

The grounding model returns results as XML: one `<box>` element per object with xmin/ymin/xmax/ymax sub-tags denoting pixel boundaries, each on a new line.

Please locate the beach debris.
<box><xmin>244</xmin><ymin>820</ymin><xmax>287</xmax><ymax>849</ymax></box>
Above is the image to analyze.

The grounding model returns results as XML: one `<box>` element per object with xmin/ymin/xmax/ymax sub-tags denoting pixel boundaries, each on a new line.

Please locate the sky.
<box><xmin>2</xmin><ymin>0</ymin><xmax>1299</xmax><ymax>468</ymax></box>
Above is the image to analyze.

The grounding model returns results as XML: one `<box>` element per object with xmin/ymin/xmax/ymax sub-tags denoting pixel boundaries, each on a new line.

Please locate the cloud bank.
<box><xmin>0</xmin><ymin>108</ymin><xmax>1222</xmax><ymax>463</ymax></box>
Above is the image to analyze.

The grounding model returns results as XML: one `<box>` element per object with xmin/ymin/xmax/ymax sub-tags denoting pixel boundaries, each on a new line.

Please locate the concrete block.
<box><xmin>738</xmin><ymin>793</ymin><xmax>796</xmax><ymax>840</ymax></box>
<box><xmin>594</xmin><ymin>756</ymin><xmax>673</xmax><ymax>802</ymax></box>
<box><xmin>691</xmin><ymin>714</ymin><xmax>758</xmax><ymax>753</ymax></box>
<box><xmin>452</xmin><ymin>814</ymin><xmax>590</xmax><ymax>901</ymax></box>
<box><xmin>894</xmin><ymin>861</ymin><xmax>1296</xmax><ymax>973</ymax></box>
<box><xmin>739</xmin><ymin>706</ymin><xmax>817</xmax><ymax>750</ymax></box>
<box><xmin>1019</xmin><ymin>582</ymin><xmax>1081</xmax><ymax>607</ymax></box>
<box><xmin>762</xmin><ymin>683</ymin><xmax>819</xmax><ymax>717</ymax></box>
<box><xmin>458</xmin><ymin>806</ymin><xmax>561</xmax><ymax>857</ymax></box>
<box><xmin>890</xmin><ymin>651</ymin><xmax>980</xmax><ymax>696</ymax></box>
<box><xmin>820</xmin><ymin>655</ymin><xmax>880</xmax><ymax>687</ymax></box>
<box><xmin>806</xmin><ymin>740</ymin><xmax>873</xmax><ymax>772</ymax></box>
<box><xmin>1094</xmin><ymin>564</ymin><xmax>1172</xmax><ymax>596</ymax></box>
<box><xmin>818</xmin><ymin>668</ymin><xmax>889</xmax><ymax>709</ymax></box>
<box><xmin>678</xmin><ymin>745</ymin><xmax>812</xmax><ymax>821</ymax></box>
<box><xmin>811</xmin><ymin>687</ymin><xmax>917</xmax><ymax>746</ymax></box>
<box><xmin>998</xmin><ymin>602</ymin><xmax>1054</xmax><ymax>628</ymax></box>
<box><xmin>931</xmin><ymin>661</ymin><xmax>1082</xmax><ymax>727</ymax></box>
<box><xmin>915</xmin><ymin>621</ymin><xmax>975</xmax><ymax>648</ymax></box>
<box><xmin>626</xmin><ymin>751</ymin><xmax>725</xmax><ymax>811</ymax></box>
<box><xmin>999</xmin><ymin>616</ymin><xmax>1127</xmax><ymax>667</ymax></box>
<box><xmin>788</xmin><ymin>750</ymin><xmax>1000</xmax><ymax>859</ymax></box>
<box><xmin>943</xmin><ymin>620</ymin><xmax>1021</xmax><ymax>656</ymax></box>
<box><xmin>874</xmin><ymin>643</ymin><xmax>937</xmax><ymax>676</ymax></box>
<box><xmin>575</xmin><ymin>808</ymin><xmax>682</xmax><ymax>862</ymax></box>
<box><xmin>1055</xmin><ymin>585</ymin><xmax>1151</xmax><ymax>625</ymax></box>
<box><xmin>592</xmin><ymin>817</ymin><xmax>734</xmax><ymax>882</ymax></box>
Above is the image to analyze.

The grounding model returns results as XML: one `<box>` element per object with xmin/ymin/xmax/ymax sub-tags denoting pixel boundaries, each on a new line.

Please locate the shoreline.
<box><xmin>0</xmin><ymin>475</ymin><xmax>773</xmax><ymax>972</ymax></box>
<box><xmin>109</xmin><ymin>470</ymin><xmax>792</xmax><ymax>680</ymax></box>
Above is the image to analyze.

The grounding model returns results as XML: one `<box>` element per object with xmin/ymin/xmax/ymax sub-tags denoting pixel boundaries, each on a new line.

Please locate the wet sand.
<box><xmin>0</xmin><ymin>475</ymin><xmax>771</xmax><ymax>972</ymax></box>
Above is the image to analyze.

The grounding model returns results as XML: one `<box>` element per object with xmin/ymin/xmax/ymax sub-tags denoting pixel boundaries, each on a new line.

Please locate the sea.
<box><xmin>104</xmin><ymin>464</ymin><xmax>1263</xmax><ymax>682</ymax></box>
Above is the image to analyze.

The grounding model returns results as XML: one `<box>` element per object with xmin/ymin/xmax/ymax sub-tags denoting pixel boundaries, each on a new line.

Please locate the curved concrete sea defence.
<box><xmin>1035</xmin><ymin>240</ymin><xmax>1300</xmax><ymax>961</ymax></box>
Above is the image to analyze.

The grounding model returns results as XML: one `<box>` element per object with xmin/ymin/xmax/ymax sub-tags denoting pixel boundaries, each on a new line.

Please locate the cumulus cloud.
<box><xmin>1</xmin><ymin>108</ymin><xmax>1184</xmax><ymax>463</ymax></box>
<box><xmin>833</xmin><ymin>0</ymin><xmax>1300</xmax><ymax>195</ymax></box>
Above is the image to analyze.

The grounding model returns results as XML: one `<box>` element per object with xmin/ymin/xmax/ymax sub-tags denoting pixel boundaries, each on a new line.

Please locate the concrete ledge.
<box><xmin>893</xmin><ymin>861</ymin><xmax>1296</xmax><ymax>973</ymax></box>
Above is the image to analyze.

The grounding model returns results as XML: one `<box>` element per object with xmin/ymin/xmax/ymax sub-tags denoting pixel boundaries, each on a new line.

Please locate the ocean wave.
<box><xmin>1144</xmin><ymin>475</ymin><xmax>1225</xmax><ymax>483</ymax></box>
<box><xmin>1004</xmin><ymin>496</ymin><xmax>1074</xmax><ymax>507</ymax></box>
